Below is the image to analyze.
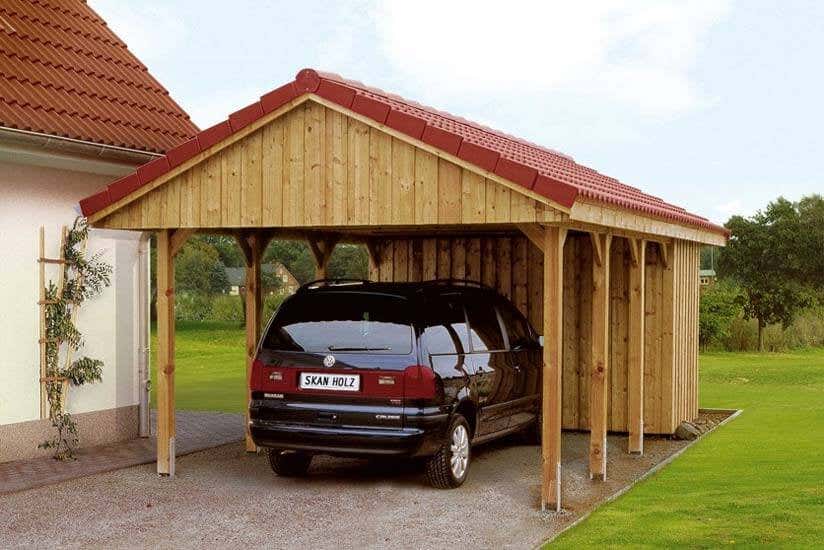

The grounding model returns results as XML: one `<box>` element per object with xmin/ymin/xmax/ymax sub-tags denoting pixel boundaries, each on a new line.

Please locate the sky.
<box><xmin>90</xmin><ymin>0</ymin><xmax>823</xmax><ymax>224</ymax></box>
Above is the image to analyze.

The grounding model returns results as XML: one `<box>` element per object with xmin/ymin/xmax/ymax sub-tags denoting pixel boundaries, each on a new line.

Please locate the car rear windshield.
<box><xmin>262</xmin><ymin>292</ymin><xmax>413</xmax><ymax>355</ymax></box>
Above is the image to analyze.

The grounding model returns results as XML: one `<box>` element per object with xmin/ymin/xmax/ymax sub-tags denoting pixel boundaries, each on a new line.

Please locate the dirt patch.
<box><xmin>0</xmin><ymin>410</ymin><xmax>737</xmax><ymax>549</ymax></box>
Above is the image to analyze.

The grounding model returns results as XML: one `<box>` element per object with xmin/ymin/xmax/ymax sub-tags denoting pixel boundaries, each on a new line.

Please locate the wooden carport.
<box><xmin>80</xmin><ymin>69</ymin><xmax>727</xmax><ymax>511</ymax></box>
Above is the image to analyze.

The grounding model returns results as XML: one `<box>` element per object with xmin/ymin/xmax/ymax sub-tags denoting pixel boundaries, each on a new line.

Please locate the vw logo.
<box><xmin>323</xmin><ymin>354</ymin><xmax>336</xmax><ymax>368</ymax></box>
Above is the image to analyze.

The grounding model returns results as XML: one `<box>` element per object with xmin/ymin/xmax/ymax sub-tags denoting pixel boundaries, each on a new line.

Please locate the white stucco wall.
<box><xmin>0</xmin><ymin>160</ymin><xmax>142</xmax><ymax>425</ymax></box>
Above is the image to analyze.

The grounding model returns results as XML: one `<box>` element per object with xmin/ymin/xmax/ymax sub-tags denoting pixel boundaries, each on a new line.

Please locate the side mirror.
<box><xmin>538</xmin><ymin>335</ymin><xmax>545</xmax><ymax>348</ymax></box>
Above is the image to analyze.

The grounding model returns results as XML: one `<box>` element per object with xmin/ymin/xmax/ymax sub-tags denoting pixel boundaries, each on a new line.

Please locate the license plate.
<box><xmin>299</xmin><ymin>372</ymin><xmax>360</xmax><ymax>392</ymax></box>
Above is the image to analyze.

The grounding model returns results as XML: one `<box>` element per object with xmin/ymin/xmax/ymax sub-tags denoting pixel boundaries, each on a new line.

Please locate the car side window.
<box><xmin>497</xmin><ymin>300</ymin><xmax>532</xmax><ymax>350</ymax></box>
<box><xmin>422</xmin><ymin>295</ymin><xmax>470</xmax><ymax>355</ymax></box>
<box><xmin>465</xmin><ymin>300</ymin><xmax>506</xmax><ymax>352</ymax></box>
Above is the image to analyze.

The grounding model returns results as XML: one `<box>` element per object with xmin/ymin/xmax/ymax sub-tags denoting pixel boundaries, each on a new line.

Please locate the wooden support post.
<box><xmin>156</xmin><ymin>230</ymin><xmax>176</xmax><ymax>476</ymax></box>
<box><xmin>627</xmin><ymin>239</ymin><xmax>646</xmax><ymax>455</ymax></box>
<box><xmin>366</xmin><ymin>239</ymin><xmax>382</xmax><ymax>279</ymax></box>
<box><xmin>590</xmin><ymin>232</ymin><xmax>612</xmax><ymax>480</ymax></box>
<box><xmin>542</xmin><ymin>226</ymin><xmax>566</xmax><ymax>512</ymax></box>
<box><xmin>243</xmin><ymin>232</ymin><xmax>262</xmax><ymax>452</ymax></box>
<box><xmin>308</xmin><ymin>234</ymin><xmax>340</xmax><ymax>278</ymax></box>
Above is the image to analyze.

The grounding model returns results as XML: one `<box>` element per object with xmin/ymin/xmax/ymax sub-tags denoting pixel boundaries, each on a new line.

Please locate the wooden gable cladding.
<box><xmin>96</xmin><ymin>100</ymin><xmax>562</xmax><ymax>230</ymax></box>
<box><xmin>368</xmin><ymin>233</ymin><xmax>700</xmax><ymax>436</ymax></box>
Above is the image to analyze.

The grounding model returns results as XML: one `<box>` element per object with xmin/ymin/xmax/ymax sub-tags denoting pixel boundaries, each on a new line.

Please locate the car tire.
<box><xmin>268</xmin><ymin>449</ymin><xmax>312</xmax><ymax>477</ymax></box>
<box><xmin>425</xmin><ymin>414</ymin><xmax>471</xmax><ymax>489</ymax></box>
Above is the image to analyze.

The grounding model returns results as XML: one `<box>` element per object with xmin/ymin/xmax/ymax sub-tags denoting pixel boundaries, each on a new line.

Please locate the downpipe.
<box><xmin>137</xmin><ymin>233</ymin><xmax>151</xmax><ymax>437</ymax></box>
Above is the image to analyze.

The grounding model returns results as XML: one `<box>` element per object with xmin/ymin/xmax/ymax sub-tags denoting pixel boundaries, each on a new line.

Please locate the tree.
<box><xmin>264</xmin><ymin>240</ymin><xmax>315</xmax><ymax>284</ymax></box>
<box><xmin>175</xmin><ymin>240</ymin><xmax>229</xmax><ymax>295</ymax></box>
<box><xmin>199</xmin><ymin>234</ymin><xmax>245</xmax><ymax>268</ymax></box>
<box><xmin>327</xmin><ymin>244</ymin><xmax>369</xmax><ymax>279</ymax></box>
<box><xmin>718</xmin><ymin>195</ymin><xmax>822</xmax><ymax>350</ymax></box>
<box><xmin>699</xmin><ymin>281</ymin><xmax>743</xmax><ymax>349</ymax></box>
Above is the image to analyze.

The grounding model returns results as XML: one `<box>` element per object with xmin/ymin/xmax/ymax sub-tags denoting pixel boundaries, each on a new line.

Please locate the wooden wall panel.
<box><xmin>97</xmin><ymin>101</ymin><xmax>560</xmax><ymax>231</ymax></box>
<box><xmin>370</xmin><ymin>233</ymin><xmax>687</xmax><ymax>435</ymax></box>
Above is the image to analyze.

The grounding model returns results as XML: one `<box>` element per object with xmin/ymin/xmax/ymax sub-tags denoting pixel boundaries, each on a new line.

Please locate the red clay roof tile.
<box><xmin>0</xmin><ymin>0</ymin><xmax>197</xmax><ymax>153</ymax></box>
<box><xmin>78</xmin><ymin>68</ymin><xmax>725</xmax><ymax>236</ymax></box>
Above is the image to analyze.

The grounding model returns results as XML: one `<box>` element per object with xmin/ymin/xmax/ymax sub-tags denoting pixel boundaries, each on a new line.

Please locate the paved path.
<box><xmin>0</xmin><ymin>410</ymin><xmax>243</xmax><ymax>495</ymax></box>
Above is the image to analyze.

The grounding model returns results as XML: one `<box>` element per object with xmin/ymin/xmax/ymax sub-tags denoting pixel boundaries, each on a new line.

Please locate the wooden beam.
<box><xmin>659</xmin><ymin>241</ymin><xmax>670</xmax><ymax>268</ymax></box>
<box><xmin>244</xmin><ymin>232</ymin><xmax>262</xmax><ymax>452</ymax></box>
<box><xmin>590</xmin><ymin>232</ymin><xmax>604</xmax><ymax>266</ymax></box>
<box><xmin>627</xmin><ymin>237</ymin><xmax>641</xmax><ymax>267</ymax></box>
<box><xmin>517</xmin><ymin>223</ymin><xmax>546</xmax><ymax>253</ymax></box>
<box><xmin>627</xmin><ymin>239</ymin><xmax>646</xmax><ymax>454</ymax></box>
<box><xmin>170</xmin><ymin>228</ymin><xmax>195</xmax><ymax>257</ymax></box>
<box><xmin>569</xmin><ymin>199</ymin><xmax>728</xmax><ymax>246</ymax></box>
<box><xmin>156</xmin><ymin>229</ymin><xmax>176</xmax><ymax>476</ymax></box>
<box><xmin>542</xmin><ymin>226</ymin><xmax>567</xmax><ymax>512</ymax></box>
<box><xmin>307</xmin><ymin>234</ymin><xmax>340</xmax><ymax>278</ymax></box>
<box><xmin>590</xmin><ymin>232</ymin><xmax>612</xmax><ymax>480</ymax></box>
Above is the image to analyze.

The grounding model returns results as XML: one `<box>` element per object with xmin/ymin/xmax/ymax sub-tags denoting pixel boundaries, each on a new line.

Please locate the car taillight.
<box><xmin>403</xmin><ymin>365</ymin><xmax>438</xmax><ymax>399</ymax></box>
<box><xmin>252</xmin><ymin>359</ymin><xmax>291</xmax><ymax>391</ymax></box>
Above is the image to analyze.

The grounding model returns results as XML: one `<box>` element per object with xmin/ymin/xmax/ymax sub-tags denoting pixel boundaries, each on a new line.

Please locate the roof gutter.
<box><xmin>0</xmin><ymin>126</ymin><xmax>160</xmax><ymax>176</ymax></box>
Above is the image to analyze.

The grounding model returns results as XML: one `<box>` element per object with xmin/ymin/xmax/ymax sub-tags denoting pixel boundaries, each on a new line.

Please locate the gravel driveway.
<box><xmin>0</xmin><ymin>429</ymin><xmax>705</xmax><ymax>549</ymax></box>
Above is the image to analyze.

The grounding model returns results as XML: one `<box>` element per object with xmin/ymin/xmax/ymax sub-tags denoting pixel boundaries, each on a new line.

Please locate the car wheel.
<box><xmin>425</xmin><ymin>414</ymin><xmax>471</xmax><ymax>489</ymax></box>
<box><xmin>268</xmin><ymin>449</ymin><xmax>312</xmax><ymax>477</ymax></box>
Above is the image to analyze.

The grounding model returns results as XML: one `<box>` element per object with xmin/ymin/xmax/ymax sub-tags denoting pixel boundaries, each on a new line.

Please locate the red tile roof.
<box><xmin>80</xmin><ymin>68</ymin><xmax>726</xmax><ymax>236</ymax></box>
<box><xmin>0</xmin><ymin>0</ymin><xmax>198</xmax><ymax>153</ymax></box>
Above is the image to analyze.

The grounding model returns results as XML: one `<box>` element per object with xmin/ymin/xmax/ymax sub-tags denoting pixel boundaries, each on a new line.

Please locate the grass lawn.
<box><xmin>553</xmin><ymin>348</ymin><xmax>824</xmax><ymax>547</ymax></box>
<box><xmin>154</xmin><ymin>322</ymin><xmax>824</xmax><ymax>545</ymax></box>
<box><xmin>150</xmin><ymin>321</ymin><xmax>247</xmax><ymax>412</ymax></box>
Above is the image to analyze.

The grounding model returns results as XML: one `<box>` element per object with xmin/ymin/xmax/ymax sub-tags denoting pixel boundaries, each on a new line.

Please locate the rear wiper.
<box><xmin>328</xmin><ymin>346</ymin><xmax>391</xmax><ymax>351</ymax></box>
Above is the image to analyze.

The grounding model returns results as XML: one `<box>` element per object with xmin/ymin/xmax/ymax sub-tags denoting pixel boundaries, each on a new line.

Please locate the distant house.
<box><xmin>225</xmin><ymin>263</ymin><xmax>299</xmax><ymax>295</ymax></box>
<box><xmin>699</xmin><ymin>269</ymin><xmax>717</xmax><ymax>286</ymax></box>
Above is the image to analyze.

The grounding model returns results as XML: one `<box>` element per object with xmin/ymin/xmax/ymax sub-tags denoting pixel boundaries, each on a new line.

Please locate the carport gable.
<box><xmin>83</xmin><ymin>90</ymin><xmax>565</xmax><ymax>231</ymax></box>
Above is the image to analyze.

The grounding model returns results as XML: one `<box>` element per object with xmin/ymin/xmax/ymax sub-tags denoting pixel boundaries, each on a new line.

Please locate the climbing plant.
<box><xmin>39</xmin><ymin>217</ymin><xmax>112</xmax><ymax>460</ymax></box>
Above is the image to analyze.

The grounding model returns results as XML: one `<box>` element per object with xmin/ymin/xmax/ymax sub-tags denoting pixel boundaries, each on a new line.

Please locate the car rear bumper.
<box><xmin>249</xmin><ymin>412</ymin><xmax>448</xmax><ymax>457</ymax></box>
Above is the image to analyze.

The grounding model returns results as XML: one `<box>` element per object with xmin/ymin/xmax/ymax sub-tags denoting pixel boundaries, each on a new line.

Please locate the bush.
<box><xmin>718</xmin><ymin>307</ymin><xmax>824</xmax><ymax>352</ymax></box>
<box><xmin>699</xmin><ymin>281</ymin><xmax>743</xmax><ymax>349</ymax></box>
<box><xmin>175</xmin><ymin>292</ymin><xmax>212</xmax><ymax>321</ymax></box>
<box><xmin>211</xmin><ymin>294</ymin><xmax>243</xmax><ymax>322</ymax></box>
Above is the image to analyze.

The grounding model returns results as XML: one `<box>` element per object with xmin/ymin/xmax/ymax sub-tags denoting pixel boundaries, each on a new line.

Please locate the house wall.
<box><xmin>369</xmin><ymin>233</ymin><xmax>700</xmax><ymax>435</ymax></box>
<box><xmin>0</xmin><ymin>160</ymin><xmax>142</xmax><ymax>460</ymax></box>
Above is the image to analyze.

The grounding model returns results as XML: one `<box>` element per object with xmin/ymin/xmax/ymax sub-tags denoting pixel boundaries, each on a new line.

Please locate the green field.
<box><xmin>553</xmin><ymin>348</ymin><xmax>824</xmax><ymax>547</ymax></box>
<box><xmin>153</xmin><ymin>322</ymin><xmax>824</xmax><ymax>546</ymax></box>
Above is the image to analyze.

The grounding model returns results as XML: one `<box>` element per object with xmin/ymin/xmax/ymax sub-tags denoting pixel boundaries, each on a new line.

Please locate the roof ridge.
<box><xmin>77</xmin><ymin>68</ymin><xmax>725</xmax><ymax>235</ymax></box>
<box><xmin>314</xmin><ymin>70</ymin><xmax>576</xmax><ymax>163</ymax></box>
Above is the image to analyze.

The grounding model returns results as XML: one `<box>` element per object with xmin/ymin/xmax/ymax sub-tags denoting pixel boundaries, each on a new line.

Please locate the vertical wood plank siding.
<box><xmin>371</xmin><ymin>234</ymin><xmax>699</xmax><ymax>435</ymax></box>
<box><xmin>99</xmin><ymin>102</ymin><xmax>561</xmax><ymax>230</ymax></box>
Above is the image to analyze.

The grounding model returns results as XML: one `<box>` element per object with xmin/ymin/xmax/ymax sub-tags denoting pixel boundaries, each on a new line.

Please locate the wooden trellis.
<box><xmin>37</xmin><ymin>225</ymin><xmax>74</xmax><ymax>419</ymax></box>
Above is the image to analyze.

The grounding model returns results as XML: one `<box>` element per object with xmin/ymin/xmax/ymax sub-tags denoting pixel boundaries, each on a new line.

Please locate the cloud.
<box><xmin>374</xmin><ymin>0</ymin><xmax>731</xmax><ymax>117</ymax></box>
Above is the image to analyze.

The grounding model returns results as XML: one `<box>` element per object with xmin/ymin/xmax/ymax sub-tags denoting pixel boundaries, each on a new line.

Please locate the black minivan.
<box><xmin>249</xmin><ymin>280</ymin><xmax>542</xmax><ymax>488</ymax></box>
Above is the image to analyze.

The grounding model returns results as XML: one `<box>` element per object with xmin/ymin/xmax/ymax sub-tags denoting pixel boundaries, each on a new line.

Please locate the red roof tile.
<box><xmin>79</xmin><ymin>68</ymin><xmax>726</xmax><ymax>236</ymax></box>
<box><xmin>0</xmin><ymin>0</ymin><xmax>198</xmax><ymax>153</ymax></box>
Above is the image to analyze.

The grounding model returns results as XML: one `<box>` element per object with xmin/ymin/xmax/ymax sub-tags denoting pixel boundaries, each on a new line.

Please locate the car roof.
<box><xmin>295</xmin><ymin>280</ymin><xmax>498</xmax><ymax>300</ymax></box>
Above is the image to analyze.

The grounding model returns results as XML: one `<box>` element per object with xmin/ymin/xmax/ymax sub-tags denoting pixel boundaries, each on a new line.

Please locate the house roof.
<box><xmin>0</xmin><ymin>0</ymin><xmax>198</xmax><ymax>153</ymax></box>
<box><xmin>78</xmin><ymin>67</ymin><xmax>726</xmax><ymax>236</ymax></box>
